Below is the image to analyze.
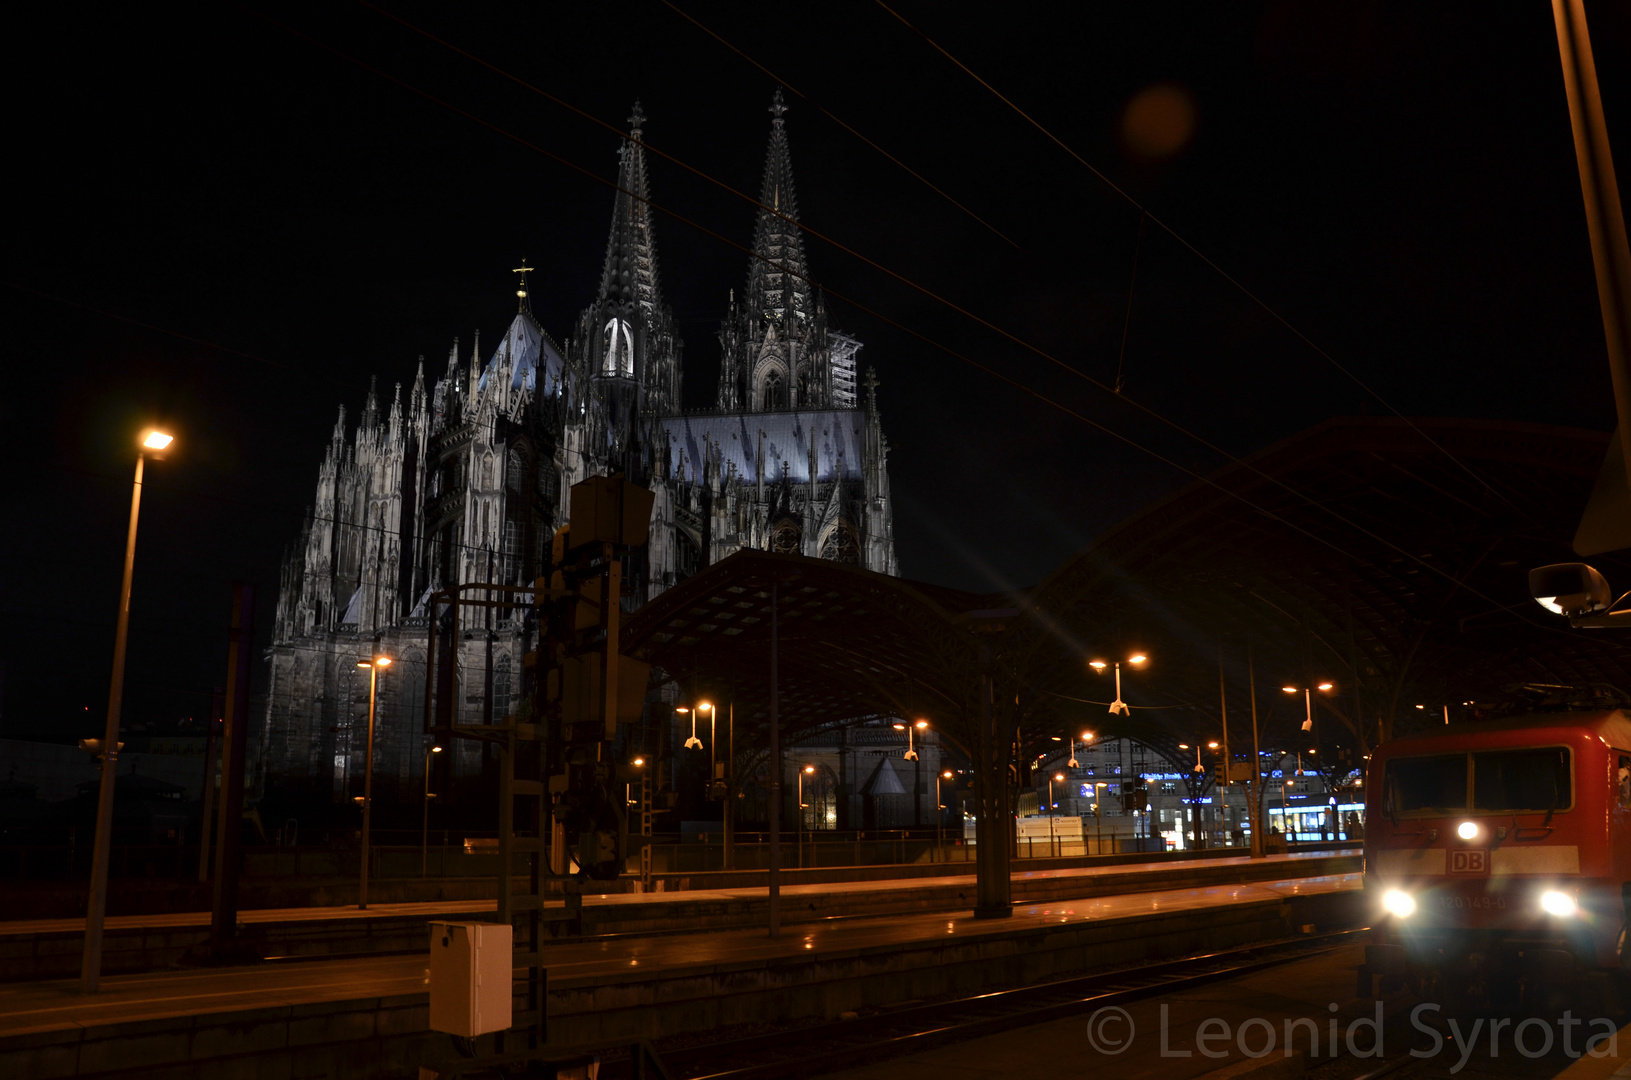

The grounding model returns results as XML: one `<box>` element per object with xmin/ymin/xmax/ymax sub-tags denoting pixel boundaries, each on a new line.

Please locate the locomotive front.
<box><xmin>1363</xmin><ymin>712</ymin><xmax>1631</xmax><ymax>985</ymax></box>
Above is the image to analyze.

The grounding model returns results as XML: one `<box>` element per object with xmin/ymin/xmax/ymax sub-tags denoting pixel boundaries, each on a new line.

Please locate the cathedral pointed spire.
<box><xmin>745</xmin><ymin>88</ymin><xmax>812</xmax><ymax>331</ymax></box>
<box><xmin>595</xmin><ymin>101</ymin><xmax>662</xmax><ymax>316</ymax></box>
<box><xmin>513</xmin><ymin>257</ymin><xmax>533</xmax><ymax>315</ymax></box>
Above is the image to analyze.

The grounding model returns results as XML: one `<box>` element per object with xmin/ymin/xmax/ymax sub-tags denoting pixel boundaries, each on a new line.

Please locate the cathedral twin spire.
<box><xmin>746</xmin><ymin>89</ymin><xmax>814</xmax><ymax>331</ymax></box>
<box><xmin>595</xmin><ymin>100</ymin><xmax>663</xmax><ymax>319</ymax></box>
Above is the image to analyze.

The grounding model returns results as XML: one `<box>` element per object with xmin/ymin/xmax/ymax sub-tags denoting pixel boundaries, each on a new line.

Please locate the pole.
<box><xmin>724</xmin><ymin>702</ymin><xmax>735</xmax><ymax>871</ymax></box>
<box><xmin>197</xmin><ymin>706</ymin><xmax>219</xmax><ymax>883</ymax></box>
<box><xmin>1217</xmin><ymin>652</ymin><xmax>1230</xmax><ymax>843</ymax></box>
<box><xmin>421</xmin><ymin>746</ymin><xmax>437</xmax><ymax>876</ymax></box>
<box><xmin>1247</xmin><ymin>644</ymin><xmax>1265</xmax><ymax>858</ymax></box>
<box><xmin>210</xmin><ymin>583</ymin><xmax>254</xmax><ymax>961</ymax></box>
<box><xmin>359</xmin><ymin>663</ymin><xmax>378</xmax><ymax>909</ymax></box>
<box><xmin>1554</xmin><ymin>0</ymin><xmax>1631</xmax><ymax>481</ymax></box>
<box><xmin>81</xmin><ymin>454</ymin><xmax>145</xmax><ymax>993</ymax></box>
<box><xmin>768</xmin><ymin>580</ymin><xmax>781</xmax><ymax>938</ymax></box>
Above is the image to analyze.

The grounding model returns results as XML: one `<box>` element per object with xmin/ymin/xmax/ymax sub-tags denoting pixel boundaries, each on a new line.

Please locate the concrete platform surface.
<box><xmin>0</xmin><ymin>848</ymin><xmax>1353</xmax><ymax>938</ymax></box>
<box><xmin>0</xmin><ymin>871</ymin><xmax>1360</xmax><ymax>1040</ymax></box>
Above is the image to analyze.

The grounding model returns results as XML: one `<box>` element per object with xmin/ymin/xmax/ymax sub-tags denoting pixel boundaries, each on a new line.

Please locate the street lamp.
<box><xmin>82</xmin><ymin>427</ymin><xmax>172</xmax><ymax>994</ymax></box>
<box><xmin>1283</xmin><ymin>682</ymin><xmax>1335</xmax><ymax>842</ymax></box>
<box><xmin>1049</xmin><ymin>772</ymin><xmax>1065</xmax><ymax>817</ymax></box>
<box><xmin>1089</xmin><ymin>654</ymin><xmax>1147</xmax><ymax>715</ymax></box>
<box><xmin>421</xmin><ymin>744</ymin><xmax>443</xmax><ymax>876</ymax></box>
<box><xmin>679</xmin><ymin>704</ymin><xmax>703</xmax><ymax>749</ymax></box>
<box><xmin>356</xmin><ymin>655</ymin><xmax>391</xmax><ymax>909</ymax></box>
<box><xmin>938</xmin><ymin>769</ymin><xmax>953</xmax><ymax>857</ymax></box>
<box><xmin>893</xmin><ymin>719</ymin><xmax>927</xmax><ymax>760</ymax></box>
<box><xmin>797</xmin><ymin>764</ymin><xmax>815</xmax><ymax>868</ymax></box>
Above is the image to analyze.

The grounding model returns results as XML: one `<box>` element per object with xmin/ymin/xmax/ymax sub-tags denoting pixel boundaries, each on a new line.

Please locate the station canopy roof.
<box><xmin>622</xmin><ymin>418</ymin><xmax>1631</xmax><ymax>771</ymax></box>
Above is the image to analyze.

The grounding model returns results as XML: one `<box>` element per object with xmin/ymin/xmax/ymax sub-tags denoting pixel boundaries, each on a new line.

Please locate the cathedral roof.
<box><xmin>661</xmin><ymin>409</ymin><xmax>865</xmax><ymax>484</ymax></box>
<box><xmin>478</xmin><ymin>310</ymin><xmax>566</xmax><ymax>397</ymax></box>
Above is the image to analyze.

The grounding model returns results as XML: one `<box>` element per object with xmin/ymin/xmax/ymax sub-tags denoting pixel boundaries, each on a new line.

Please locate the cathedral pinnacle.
<box><xmin>628</xmin><ymin>100</ymin><xmax>646</xmax><ymax>141</ymax></box>
<box><xmin>769</xmin><ymin>88</ymin><xmax>787</xmax><ymax>128</ymax></box>
<box><xmin>513</xmin><ymin>257</ymin><xmax>533</xmax><ymax>314</ymax></box>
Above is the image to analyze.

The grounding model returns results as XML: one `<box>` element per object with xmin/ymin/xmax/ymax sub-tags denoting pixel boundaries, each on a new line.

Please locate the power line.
<box><xmin>654</xmin><ymin>0</ymin><xmax>1022</xmax><ymax>251</ymax></box>
<box><xmin>871</xmin><ymin>0</ymin><xmax>1527</xmax><ymax>518</ymax></box>
<box><xmin>235</xmin><ymin>4</ymin><xmax>1536</xmax><ymax>618</ymax></box>
<box><xmin>332</xmin><ymin>2</ymin><xmax>1529</xmax><ymax>600</ymax></box>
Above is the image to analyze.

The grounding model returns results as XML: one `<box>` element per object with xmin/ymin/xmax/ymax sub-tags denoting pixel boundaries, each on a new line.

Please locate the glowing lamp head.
<box><xmin>803</xmin><ymin>765</ymin><xmax>815</xmax><ymax>774</ymax></box>
<box><xmin>1128</xmin><ymin>654</ymin><xmax>1147</xmax><ymax>665</ymax></box>
<box><xmin>430</xmin><ymin>745</ymin><xmax>443</xmax><ymax>754</ymax></box>
<box><xmin>1457</xmin><ymin>821</ymin><xmax>1480</xmax><ymax>841</ymax></box>
<box><xmin>1089</xmin><ymin>660</ymin><xmax>1107</xmax><ymax>671</ymax></box>
<box><xmin>915</xmin><ymin>720</ymin><xmax>928</xmax><ymax>729</ymax></box>
<box><xmin>676</xmin><ymin>706</ymin><xmax>690</xmax><ymax>714</ymax></box>
<box><xmin>1207</xmin><ymin>741</ymin><xmax>1219</xmax><ymax>749</ymax></box>
<box><xmin>1317</xmin><ymin>682</ymin><xmax>1334</xmax><ymax>691</ymax></box>
<box><xmin>1541</xmin><ymin>890</ymin><xmax>1577</xmax><ymax>917</ymax></box>
<box><xmin>141</xmin><ymin>430</ymin><xmax>174</xmax><ymax>451</ymax></box>
<box><xmin>632</xmin><ymin>756</ymin><xmax>645</xmax><ymax>767</ymax></box>
<box><xmin>1282</xmin><ymin>686</ymin><xmax>1298</xmax><ymax>694</ymax></box>
<box><xmin>892</xmin><ymin>722</ymin><xmax>907</xmax><ymax>731</ymax></box>
<box><xmin>374</xmin><ymin>656</ymin><xmax>391</xmax><ymax>667</ymax></box>
<box><xmin>943</xmin><ymin>770</ymin><xmax>954</xmax><ymax>779</ymax></box>
<box><xmin>1381</xmin><ymin>889</ymin><xmax>1417</xmax><ymax>919</ymax></box>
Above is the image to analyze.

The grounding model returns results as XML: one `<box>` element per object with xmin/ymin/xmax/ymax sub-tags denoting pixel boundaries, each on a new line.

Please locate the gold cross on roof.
<box><xmin>513</xmin><ymin>258</ymin><xmax>532</xmax><ymax>311</ymax></box>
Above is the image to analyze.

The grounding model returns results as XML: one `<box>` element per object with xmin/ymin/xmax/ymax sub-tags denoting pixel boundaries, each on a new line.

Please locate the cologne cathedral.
<box><xmin>260</xmin><ymin>93</ymin><xmax>898</xmax><ymax>799</ymax></box>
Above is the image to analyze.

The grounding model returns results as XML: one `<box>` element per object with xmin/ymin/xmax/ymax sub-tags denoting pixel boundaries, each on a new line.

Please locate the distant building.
<box><xmin>261</xmin><ymin>94</ymin><xmax>897</xmax><ymax>801</ymax></box>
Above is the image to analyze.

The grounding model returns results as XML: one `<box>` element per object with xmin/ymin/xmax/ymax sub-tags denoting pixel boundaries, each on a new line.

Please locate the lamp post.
<box><xmin>797</xmin><ymin>765</ymin><xmax>814</xmax><ymax>869</ymax></box>
<box><xmin>356</xmin><ymin>655</ymin><xmax>391</xmax><ymax>908</ymax></box>
<box><xmin>421</xmin><ymin>743</ymin><xmax>442</xmax><ymax>876</ymax></box>
<box><xmin>1089</xmin><ymin>654</ymin><xmax>1147</xmax><ymax>715</ymax></box>
<box><xmin>1282</xmin><ymin>682</ymin><xmax>1334</xmax><ymax>843</ymax></box>
<box><xmin>1093</xmin><ymin>781</ymin><xmax>1108</xmax><ymax>854</ymax></box>
<box><xmin>937</xmin><ymin>770</ymin><xmax>953</xmax><ymax>858</ymax></box>
<box><xmin>82</xmin><ymin>428</ymin><xmax>171</xmax><ymax>994</ymax></box>
<box><xmin>892</xmin><ymin>718</ymin><xmax>927</xmax><ymax>760</ymax></box>
<box><xmin>680</xmin><ymin>703</ymin><xmax>703</xmax><ymax>750</ymax></box>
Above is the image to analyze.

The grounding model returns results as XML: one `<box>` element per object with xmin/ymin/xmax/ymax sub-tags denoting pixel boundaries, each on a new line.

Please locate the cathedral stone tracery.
<box><xmin>261</xmin><ymin>93</ymin><xmax>898</xmax><ymax>798</ymax></box>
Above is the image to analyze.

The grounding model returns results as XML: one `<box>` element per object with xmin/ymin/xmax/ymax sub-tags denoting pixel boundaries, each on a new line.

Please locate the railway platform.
<box><xmin>0</xmin><ymin>857</ymin><xmax>1365</xmax><ymax>1080</ymax></box>
<box><xmin>0</xmin><ymin>848</ymin><xmax>1359</xmax><ymax>980</ymax></box>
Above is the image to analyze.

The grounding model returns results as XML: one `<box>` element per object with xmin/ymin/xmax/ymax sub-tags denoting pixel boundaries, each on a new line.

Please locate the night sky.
<box><xmin>4</xmin><ymin>1</ymin><xmax>1628</xmax><ymax>740</ymax></box>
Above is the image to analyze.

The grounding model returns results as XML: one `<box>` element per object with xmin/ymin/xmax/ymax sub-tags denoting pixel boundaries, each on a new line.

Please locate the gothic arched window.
<box><xmin>602</xmin><ymin>318</ymin><xmax>635</xmax><ymax>376</ymax></box>
<box><xmin>761</xmin><ymin>370</ymin><xmax>785</xmax><ymax>410</ymax></box>
<box><xmin>771</xmin><ymin>517</ymin><xmax>802</xmax><ymax>554</ymax></box>
<box><xmin>502</xmin><ymin>521</ymin><xmax>519</xmax><ymax>583</ymax></box>
<box><xmin>506</xmin><ymin>448</ymin><xmax>524</xmax><ymax>492</ymax></box>
<box><xmin>819</xmin><ymin>522</ymin><xmax>860</xmax><ymax>566</ymax></box>
<box><xmin>493</xmin><ymin>654</ymin><xmax>512</xmax><ymax>720</ymax></box>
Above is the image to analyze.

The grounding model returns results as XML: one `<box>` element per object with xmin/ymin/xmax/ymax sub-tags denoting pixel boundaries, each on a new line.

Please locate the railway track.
<box><xmin>590</xmin><ymin>928</ymin><xmax>1369</xmax><ymax>1080</ymax></box>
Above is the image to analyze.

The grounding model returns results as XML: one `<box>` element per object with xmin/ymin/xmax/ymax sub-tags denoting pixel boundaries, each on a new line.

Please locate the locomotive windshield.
<box><xmin>1384</xmin><ymin>747</ymin><xmax>1571</xmax><ymax>815</ymax></box>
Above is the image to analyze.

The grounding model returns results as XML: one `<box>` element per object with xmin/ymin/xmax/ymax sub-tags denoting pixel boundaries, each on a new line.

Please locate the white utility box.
<box><xmin>427</xmin><ymin>921</ymin><xmax>512</xmax><ymax>1037</ymax></box>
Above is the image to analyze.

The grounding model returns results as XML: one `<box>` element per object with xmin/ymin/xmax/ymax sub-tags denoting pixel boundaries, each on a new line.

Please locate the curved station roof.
<box><xmin>623</xmin><ymin>419</ymin><xmax>1631</xmax><ymax>772</ymax></box>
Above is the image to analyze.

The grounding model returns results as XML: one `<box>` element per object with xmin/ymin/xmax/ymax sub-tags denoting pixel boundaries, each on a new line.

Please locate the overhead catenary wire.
<box><xmin>331</xmin><ymin>1</ymin><xmax>1539</xmax><ymax>608</ymax></box>
<box><xmin>654</xmin><ymin>0</ymin><xmax>1022</xmax><ymax>251</ymax></box>
<box><xmin>871</xmin><ymin>0</ymin><xmax>1527</xmax><ymax>518</ymax></box>
<box><xmin>208</xmin><ymin>4</ymin><xmax>1566</xmax><ymax>636</ymax></box>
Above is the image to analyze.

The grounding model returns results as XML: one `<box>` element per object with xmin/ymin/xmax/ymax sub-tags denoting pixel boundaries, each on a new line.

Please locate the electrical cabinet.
<box><xmin>428</xmin><ymin>921</ymin><xmax>512</xmax><ymax>1037</ymax></box>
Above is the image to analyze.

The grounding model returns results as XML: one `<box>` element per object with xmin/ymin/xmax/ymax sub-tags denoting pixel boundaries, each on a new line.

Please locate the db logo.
<box><xmin>1449</xmin><ymin>849</ymin><xmax>1488</xmax><ymax>874</ymax></box>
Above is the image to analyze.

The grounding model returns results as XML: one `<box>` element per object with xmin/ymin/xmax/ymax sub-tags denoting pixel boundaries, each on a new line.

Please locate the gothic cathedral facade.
<box><xmin>261</xmin><ymin>94</ymin><xmax>898</xmax><ymax>798</ymax></box>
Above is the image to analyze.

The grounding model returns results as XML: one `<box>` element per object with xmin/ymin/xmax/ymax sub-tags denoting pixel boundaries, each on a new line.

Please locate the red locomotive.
<box><xmin>1362</xmin><ymin>709</ymin><xmax>1631</xmax><ymax>994</ymax></box>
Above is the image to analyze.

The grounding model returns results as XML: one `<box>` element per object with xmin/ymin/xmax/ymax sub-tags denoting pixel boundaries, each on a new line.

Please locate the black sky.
<box><xmin>3</xmin><ymin>1</ymin><xmax>1628</xmax><ymax>739</ymax></box>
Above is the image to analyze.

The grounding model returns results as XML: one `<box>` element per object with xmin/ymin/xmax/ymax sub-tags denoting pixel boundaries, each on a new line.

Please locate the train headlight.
<box><xmin>1382</xmin><ymin>889</ymin><xmax>1417</xmax><ymax>918</ymax></box>
<box><xmin>1457</xmin><ymin>821</ymin><xmax>1479</xmax><ymax>841</ymax></box>
<box><xmin>1541</xmin><ymin>890</ymin><xmax>1577</xmax><ymax>917</ymax></box>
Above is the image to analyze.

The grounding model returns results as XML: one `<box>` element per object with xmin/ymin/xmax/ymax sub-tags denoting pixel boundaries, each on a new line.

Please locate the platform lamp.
<box><xmin>937</xmin><ymin>770</ymin><xmax>954</xmax><ymax>856</ymax></box>
<box><xmin>1282</xmin><ymin>682</ymin><xmax>1334</xmax><ymax>842</ymax></box>
<box><xmin>1089</xmin><ymin>654</ymin><xmax>1147</xmax><ymax>715</ymax></box>
<box><xmin>679</xmin><ymin>703</ymin><xmax>703</xmax><ymax>750</ymax></box>
<box><xmin>891</xmin><ymin>718</ymin><xmax>927</xmax><ymax>760</ymax></box>
<box><xmin>795</xmin><ymin>764</ymin><xmax>815</xmax><ymax>868</ymax></box>
<box><xmin>356</xmin><ymin>654</ymin><xmax>391</xmax><ymax>909</ymax></box>
<box><xmin>421</xmin><ymin>743</ymin><xmax>443</xmax><ymax>877</ymax></box>
<box><xmin>81</xmin><ymin>428</ymin><xmax>172</xmax><ymax>995</ymax></box>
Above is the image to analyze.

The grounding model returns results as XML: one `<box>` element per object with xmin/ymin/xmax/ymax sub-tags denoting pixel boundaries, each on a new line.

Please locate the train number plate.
<box><xmin>1448</xmin><ymin>849</ymin><xmax>1489</xmax><ymax>875</ymax></box>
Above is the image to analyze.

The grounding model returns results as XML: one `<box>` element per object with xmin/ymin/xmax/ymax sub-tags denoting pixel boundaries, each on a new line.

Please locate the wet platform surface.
<box><xmin>0</xmin><ymin>869</ymin><xmax>1360</xmax><ymax>1039</ymax></box>
<box><xmin>0</xmin><ymin>847</ymin><xmax>1352</xmax><ymax>938</ymax></box>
